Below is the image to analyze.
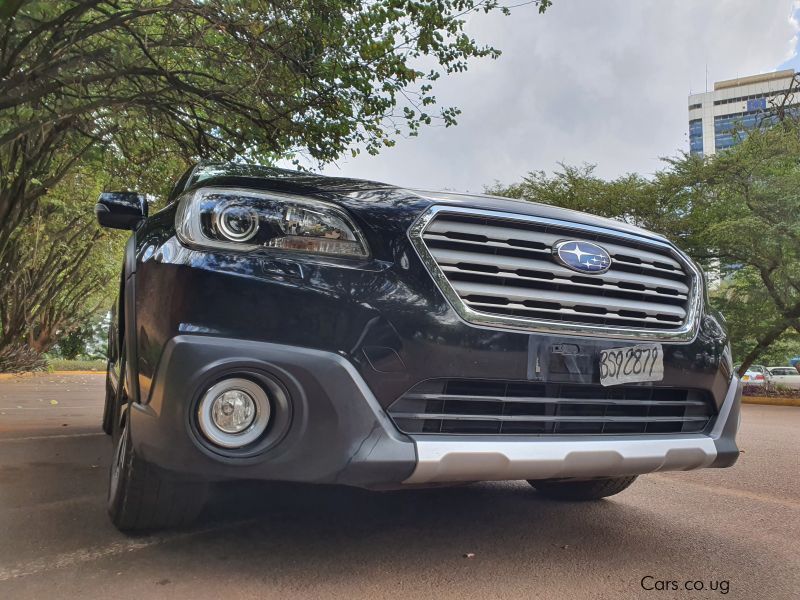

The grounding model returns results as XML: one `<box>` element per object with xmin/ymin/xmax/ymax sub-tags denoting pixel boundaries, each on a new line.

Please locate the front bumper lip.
<box><xmin>404</xmin><ymin>376</ymin><xmax>741</xmax><ymax>484</ymax></box>
<box><xmin>407</xmin><ymin>437</ymin><xmax>717</xmax><ymax>484</ymax></box>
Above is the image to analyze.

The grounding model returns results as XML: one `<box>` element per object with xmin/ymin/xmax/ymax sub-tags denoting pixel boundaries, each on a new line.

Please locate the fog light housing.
<box><xmin>197</xmin><ymin>378</ymin><xmax>271</xmax><ymax>448</ymax></box>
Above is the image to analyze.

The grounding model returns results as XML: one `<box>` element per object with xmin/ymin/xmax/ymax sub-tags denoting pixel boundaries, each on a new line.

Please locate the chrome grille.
<box><xmin>410</xmin><ymin>206</ymin><xmax>701</xmax><ymax>340</ymax></box>
<box><xmin>389</xmin><ymin>379</ymin><xmax>717</xmax><ymax>436</ymax></box>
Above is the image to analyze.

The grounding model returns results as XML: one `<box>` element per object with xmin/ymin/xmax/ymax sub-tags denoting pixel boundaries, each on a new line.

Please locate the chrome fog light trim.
<box><xmin>197</xmin><ymin>378</ymin><xmax>271</xmax><ymax>448</ymax></box>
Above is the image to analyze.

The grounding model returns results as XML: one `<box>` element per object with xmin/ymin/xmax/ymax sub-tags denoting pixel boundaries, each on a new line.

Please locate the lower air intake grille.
<box><xmin>388</xmin><ymin>379</ymin><xmax>717</xmax><ymax>436</ymax></box>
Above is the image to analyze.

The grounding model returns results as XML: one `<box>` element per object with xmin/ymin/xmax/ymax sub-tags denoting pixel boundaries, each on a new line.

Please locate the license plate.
<box><xmin>742</xmin><ymin>375</ymin><xmax>750</xmax><ymax>381</ymax></box>
<box><xmin>600</xmin><ymin>343</ymin><xmax>663</xmax><ymax>387</ymax></box>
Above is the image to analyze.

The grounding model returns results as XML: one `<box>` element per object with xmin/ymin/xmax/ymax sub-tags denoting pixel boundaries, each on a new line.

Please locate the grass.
<box><xmin>46</xmin><ymin>358</ymin><xmax>106</xmax><ymax>372</ymax></box>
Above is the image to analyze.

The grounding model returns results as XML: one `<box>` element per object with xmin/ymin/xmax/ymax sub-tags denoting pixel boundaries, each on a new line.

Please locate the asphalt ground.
<box><xmin>0</xmin><ymin>374</ymin><xmax>798</xmax><ymax>599</ymax></box>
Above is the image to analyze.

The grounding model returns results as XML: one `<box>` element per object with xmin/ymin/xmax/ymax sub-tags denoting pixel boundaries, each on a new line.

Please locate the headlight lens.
<box><xmin>175</xmin><ymin>187</ymin><xmax>368</xmax><ymax>257</ymax></box>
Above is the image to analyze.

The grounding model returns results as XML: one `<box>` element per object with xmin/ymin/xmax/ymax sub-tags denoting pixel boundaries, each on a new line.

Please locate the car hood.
<box><xmin>404</xmin><ymin>189</ymin><xmax>667</xmax><ymax>242</ymax></box>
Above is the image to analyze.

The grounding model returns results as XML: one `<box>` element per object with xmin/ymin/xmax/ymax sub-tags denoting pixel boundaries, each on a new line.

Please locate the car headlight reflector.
<box><xmin>211</xmin><ymin>389</ymin><xmax>256</xmax><ymax>434</ymax></box>
<box><xmin>213</xmin><ymin>203</ymin><xmax>260</xmax><ymax>242</ymax></box>
<box><xmin>175</xmin><ymin>187</ymin><xmax>368</xmax><ymax>257</ymax></box>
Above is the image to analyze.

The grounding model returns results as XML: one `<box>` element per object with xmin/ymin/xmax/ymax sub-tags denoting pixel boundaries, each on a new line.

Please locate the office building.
<box><xmin>688</xmin><ymin>69</ymin><xmax>797</xmax><ymax>156</ymax></box>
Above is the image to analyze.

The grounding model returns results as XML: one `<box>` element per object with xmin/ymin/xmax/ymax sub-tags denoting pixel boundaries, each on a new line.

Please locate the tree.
<box><xmin>752</xmin><ymin>330</ymin><xmax>800</xmax><ymax>367</ymax></box>
<box><xmin>675</xmin><ymin>119</ymin><xmax>800</xmax><ymax>372</ymax></box>
<box><xmin>0</xmin><ymin>0</ymin><xmax>553</xmax><ymax>370</ymax></box>
<box><xmin>486</xmin><ymin>164</ymin><xmax>714</xmax><ymax>267</ymax></box>
<box><xmin>711</xmin><ymin>267</ymin><xmax>788</xmax><ymax>367</ymax></box>
<box><xmin>0</xmin><ymin>162</ymin><xmax>123</xmax><ymax>370</ymax></box>
<box><xmin>0</xmin><ymin>0</ymin><xmax>551</xmax><ymax>251</ymax></box>
<box><xmin>55</xmin><ymin>324</ymin><xmax>95</xmax><ymax>360</ymax></box>
<box><xmin>0</xmin><ymin>138</ymin><xmax>190</xmax><ymax>371</ymax></box>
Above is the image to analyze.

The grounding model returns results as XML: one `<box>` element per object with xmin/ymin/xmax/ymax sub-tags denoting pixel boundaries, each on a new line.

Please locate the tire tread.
<box><xmin>109</xmin><ymin>428</ymin><xmax>207</xmax><ymax>532</ymax></box>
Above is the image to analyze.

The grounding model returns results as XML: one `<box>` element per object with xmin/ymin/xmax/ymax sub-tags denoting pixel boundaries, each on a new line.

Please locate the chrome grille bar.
<box><xmin>425</xmin><ymin>220</ymin><xmax>685</xmax><ymax>271</ymax></box>
<box><xmin>452</xmin><ymin>281</ymin><xmax>687</xmax><ymax>319</ymax></box>
<box><xmin>430</xmin><ymin>248</ymin><xmax>690</xmax><ymax>296</ymax></box>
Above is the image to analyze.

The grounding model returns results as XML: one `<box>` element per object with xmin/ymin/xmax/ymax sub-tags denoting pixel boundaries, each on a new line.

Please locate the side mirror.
<box><xmin>95</xmin><ymin>192</ymin><xmax>148</xmax><ymax>230</ymax></box>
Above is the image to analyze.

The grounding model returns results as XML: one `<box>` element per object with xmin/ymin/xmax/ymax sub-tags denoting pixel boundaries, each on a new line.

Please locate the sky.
<box><xmin>314</xmin><ymin>0</ymin><xmax>800</xmax><ymax>192</ymax></box>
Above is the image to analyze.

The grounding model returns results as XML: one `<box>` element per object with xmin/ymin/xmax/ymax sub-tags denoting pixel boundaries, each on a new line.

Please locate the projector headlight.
<box><xmin>175</xmin><ymin>187</ymin><xmax>368</xmax><ymax>257</ymax></box>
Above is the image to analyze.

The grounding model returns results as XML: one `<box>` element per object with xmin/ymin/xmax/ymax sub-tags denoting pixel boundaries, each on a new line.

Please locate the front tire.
<box><xmin>108</xmin><ymin>411</ymin><xmax>208</xmax><ymax>532</ymax></box>
<box><xmin>107</xmin><ymin>342</ymin><xmax>207</xmax><ymax>532</ymax></box>
<box><xmin>101</xmin><ymin>369</ymin><xmax>115</xmax><ymax>435</ymax></box>
<box><xmin>528</xmin><ymin>476</ymin><xmax>637</xmax><ymax>501</ymax></box>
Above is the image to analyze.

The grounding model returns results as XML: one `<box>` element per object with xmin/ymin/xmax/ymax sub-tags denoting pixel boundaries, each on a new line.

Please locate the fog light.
<box><xmin>197</xmin><ymin>378</ymin><xmax>271</xmax><ymax>448</ymax></box>
<box><xmin>211</xmin><ymin>389</ymin><xmax>255</xmax><ymax>433</ymax></box>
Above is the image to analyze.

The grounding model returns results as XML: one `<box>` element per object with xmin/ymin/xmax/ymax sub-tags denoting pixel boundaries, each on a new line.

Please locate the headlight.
<box><xmin>175</xmin><ymin>187</ymin><xmax>369</xmax><ymax>257</ymax></box>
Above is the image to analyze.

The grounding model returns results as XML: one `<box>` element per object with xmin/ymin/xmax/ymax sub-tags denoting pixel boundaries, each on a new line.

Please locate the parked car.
<box><xmin>97</xmin><ymin>163</ymin><xmax>741</xmax><ymax>531</ymax></box>
<box><xmin>736</xmin><ymin>364</ymin><xmax>770</xmax><ymax>388</ymax></box>
<box><xmin>766</xmin><ymin>367</ymin><xmax>800</xmax><ymax>390</ymax></box>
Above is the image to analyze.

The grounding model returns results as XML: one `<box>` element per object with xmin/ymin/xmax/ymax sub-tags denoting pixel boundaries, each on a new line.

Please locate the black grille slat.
<box><xmin>391</xmin><ymin>413</ymin><xmax>710</xmax><ymax>423</ymax></box>
<box><xmin>389</xmin><ymin>379</ymin><xmax>717</xmax><ymax>436</ymax></box>
<box><xmin>443</xmin><ymin>267</ymin><xmax>688</xmax><ymax>305</ymax></box>
<box><xmin>403</xmin><ymin>393</ymin><xmax>708</xmax><ymax>407</ymax></box>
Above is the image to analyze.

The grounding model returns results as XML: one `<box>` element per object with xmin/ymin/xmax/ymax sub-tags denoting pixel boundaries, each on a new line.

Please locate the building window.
<box><xmin>712</xmin><ymin>88</ymin><xmax>795</xmax><ymax>106</ymax></box>
<box><xmin>689</xmin><ymin>118</ymin><xmax>703</xmax><ymax>155</ymax></box>
<box><xmin>688</xmin><ymin>103</ymin><xmax>702</xmax><ymax>110</ymax></box>
<box><xmin>712</xmin><ymin>104</ymin><xmax>799</xmax><ymax>151</ymax></box>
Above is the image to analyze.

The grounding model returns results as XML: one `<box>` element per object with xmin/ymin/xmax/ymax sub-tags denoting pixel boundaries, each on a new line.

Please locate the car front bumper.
<box><xmin>130</xmin><ymin>335</ymin><xmax>740</xmax><ymax>488</ymax></box>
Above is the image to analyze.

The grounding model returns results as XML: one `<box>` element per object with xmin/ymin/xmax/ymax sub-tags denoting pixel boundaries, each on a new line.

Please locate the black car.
<box><xmin>97</xmin><ymin>163</ymin><xmax>741</xmax><ymax>531</ymax></box>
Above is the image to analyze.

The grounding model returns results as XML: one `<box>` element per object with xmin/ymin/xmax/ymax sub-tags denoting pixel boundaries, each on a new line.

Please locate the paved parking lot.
<box><xmin>0</xmin><ymin>374</ymin><xmax>798</xmax><ymax>599</ymax></box>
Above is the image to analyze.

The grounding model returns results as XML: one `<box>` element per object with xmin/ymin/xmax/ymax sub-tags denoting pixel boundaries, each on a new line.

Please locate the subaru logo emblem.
<box><xmin>553</xmin><ymin>240</ymin><xmax>612</xmax><ymax>274</ymax></box>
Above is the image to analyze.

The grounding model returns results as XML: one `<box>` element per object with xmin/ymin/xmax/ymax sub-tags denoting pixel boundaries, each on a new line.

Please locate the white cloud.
<box><xmin>317</xmin><ymin>0</ymin><xmax>800</xmax><ymax>192</ymax></box>
<box><xmin>786</xmin><ymin>1</ymin><xmax>800</xmax><ymax>61</ymax></box>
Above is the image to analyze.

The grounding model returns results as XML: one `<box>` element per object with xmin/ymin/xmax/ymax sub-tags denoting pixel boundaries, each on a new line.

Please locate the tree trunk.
<box><xmin>28</xmin><ymin>327</ymin><xmax>56</xmax><ymax>355</ymax></box>
<box><xmin>737</xmin><ymin>323</ymin><xmax>790</xmax><ymax>376</ymax></box>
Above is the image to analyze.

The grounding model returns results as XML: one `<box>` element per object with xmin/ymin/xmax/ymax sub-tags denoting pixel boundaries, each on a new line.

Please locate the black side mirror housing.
<box><xmin>95</xmin><ymin>192</ymin><xmax>148</xmax><ymax>230</ymax></box>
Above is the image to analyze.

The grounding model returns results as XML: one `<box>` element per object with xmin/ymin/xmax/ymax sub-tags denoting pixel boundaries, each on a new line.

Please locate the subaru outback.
<box><xmin>96</xmin><ymin>163</ymin><xmax>741</xmax><ymax>531</ymax></box>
